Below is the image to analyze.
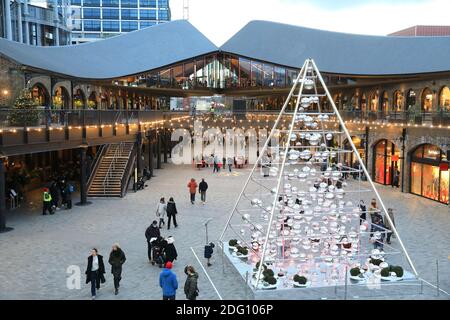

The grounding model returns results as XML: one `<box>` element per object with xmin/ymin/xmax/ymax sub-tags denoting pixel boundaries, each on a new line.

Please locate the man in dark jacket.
<box><xmin>85</xmin><ymin>248</ymin><xmax>106</xmax><ymax>300</ymax></box>
<box><xmin>160</xmin><ymin>261</ymin><xmax>178</xmax><ymax>300</ymax></box>
<box><xmin>165</xmin><ymin>236</ymin><xmax>178</xmax><ymax>263</ymax></box>
<box><xmin>166</xmin><ymin>197</ymin><xmax>178</xmax><ymax>230</ymax></box>
<box><xmin>108</xmin><ymin>243</ymin><xmax>126</xmax><ymax>295</ymax></box>
<box><xmin>145</xmin><ymin>221</ymin><xmax>160</xmax><ymax>264</ymax></box>
<box><xmin>49</xmin><ymin>180</ymin><xmax>59</xmax><ymax>209</ymax></box>
<box><xmin>184</xmin><ymin>266</ymin><xmax>199</xmax><ymax>300</ymax></box>
<box><xmin>199</xmin><ymin>178</ymin><xmax>208</xmax><ymax>204</ymax></box>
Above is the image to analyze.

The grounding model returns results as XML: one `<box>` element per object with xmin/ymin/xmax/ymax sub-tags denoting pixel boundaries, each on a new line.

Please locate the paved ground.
<box><xmin>0</xmin><ymin>163</ymin><xmax>449</xmax><ymax>300</ymax></box>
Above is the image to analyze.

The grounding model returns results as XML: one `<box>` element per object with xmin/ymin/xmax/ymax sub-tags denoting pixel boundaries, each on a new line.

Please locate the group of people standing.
<box><xmin>42</xmin><ymin>176</ymin><xmax>74</xmax><ymax>215</ymax></box>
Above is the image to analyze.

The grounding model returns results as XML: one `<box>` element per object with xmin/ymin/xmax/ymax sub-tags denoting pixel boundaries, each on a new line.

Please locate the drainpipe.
<box><xmin>401</xmin><ymin>128</ymin><xmax>407</xmax><ymax>193</ymax></box>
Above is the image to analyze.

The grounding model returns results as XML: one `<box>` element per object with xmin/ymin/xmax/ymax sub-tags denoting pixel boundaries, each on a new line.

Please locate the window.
<box><xmin>102</xmin><ymin>0</ymin><xmax>119</xmax><ymax>7</ymax></box>
<box><xmin>158</xmin><ymin>0</ymin><xmax>169</xmax><ymax>8</ymax></box>
<box><xmin>103</xmin><ymin>21</ymin><xmax>119</xmax><ymax>32</ymax></box>
<box><xmin>139</xmin><ymin>9</ymin><xmax>157</xmax><ymax>20</ymax></box>
<box><xmin>84</xmin><ymin>20</ymin><xmax>101</xmax><ymax>31</ymax></box>
<box><xmin>140</xmin><ymin>21</ymin><xmax>155</xmax><ymax>28</ymax></box>
<box><xmin>421</xmin><ymin>88</ymin><xmax>433</xmax><ymax>112</ymax></box>
<box><xmin>71</xmin><ymin>19</ymin><xmax>82</xmax><ymax>31</ymax></box>
<box><xmin>71</xmin><ymin>0</ymin><xmax>81</xmax><ymax>5</ymax></box>
<box><xmin>140</xmin><ymin>0</ymin><xmax>157</xmax><ymax>7</ymax></box>
<box><xmin>83</xmin><ymin>0</ymin><xmax>100</xmax><ymax>6</ymax></box>
<box><xmin>439</xmin><ymin>86</ymin><xmax>450</xmax><ymax>111</ymax></box>
<box><xmin>102</xmin><ymin>8</ymin><xmax>119</xmax><ymax>19</ymax></box>
<box><xmin>121</xmin><ymin>21</ymin><xmax>138</xmax><ymax>31</ymax></box>
<box><xmin>393</xmin><ymin>91</ymin><xmax>404</xmax><ymax>111</ymax></box>
<box><xmin>121</xmin><ymin>0</ymin><xmax>138</xmax><ymax>8</ymax></box>
<box><xmin>159</xmin><ymin>9</ymin><xmax>169</xmax><ymax>20</ymax></box>
<box><xmin>83</xmin><ymin>8</ymin><xmax>101</xmax><ymax>19</ymax></box>
<box><xmin>121</xmin><ymin>9</ymin><xmax>138</xmax><ymax>20</ymax></box>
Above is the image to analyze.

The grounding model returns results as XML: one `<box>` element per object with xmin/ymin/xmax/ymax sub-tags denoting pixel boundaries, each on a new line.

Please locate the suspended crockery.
<box><xmin>326</xmin><ymin>133</ymin><xmax>333</xmax><ymax>141</ymax></box>
<box><xmin>304</xmin><ymin>79</ymin><xmax>314</xmax><ymax>90</ymax></box>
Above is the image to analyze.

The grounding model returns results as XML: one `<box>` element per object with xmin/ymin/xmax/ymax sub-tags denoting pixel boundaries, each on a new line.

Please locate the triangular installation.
<box><xmin>219</xmin><ymin>59</ymin><xmax>420</xmax><ymax>299</ymax></box>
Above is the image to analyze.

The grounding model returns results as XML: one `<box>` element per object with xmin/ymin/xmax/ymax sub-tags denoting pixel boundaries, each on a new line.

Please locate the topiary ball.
<box><xmin>229</xmin><ymin>239</ymin><xmax>238</xmax><ymax>247</ymax></box>
<box><xmin>266</xmin><ymin>276</ymin><xmax>277</xmax><ymax>285</ymax></box>
<box><xmin>392</xmin><ymin>266</ymin><xmax>404</xmax><ymax>277</ymax></box>
<box><xmin>380</xmin><ymin>267</ymin><xmax>390</xmax><ymax>277</ymax></box>
<box><xmin>294</xmin><ymin>275</ymin><xmax>307</xmax><ymax>285</ymax></box>
<box><xmin>350</xmin><ymin>268</ymin><xmax>361</xmax><ymax>277</ymax></box>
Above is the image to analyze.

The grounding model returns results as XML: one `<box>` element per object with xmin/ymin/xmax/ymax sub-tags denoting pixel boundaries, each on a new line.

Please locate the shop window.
<box><xmin>439</xmin><ymin>86</ymin><xmax>450</xmax><ymax>111</ymax></box>
<box><xmin>421</xmin><ymin>88</ymin><xmax>433</xmax><ymax>112</ymax></box>
<box><xmin>393</xmin><ymin>91</ymin><xmax>404</xmax><ymax>111</ymax></box>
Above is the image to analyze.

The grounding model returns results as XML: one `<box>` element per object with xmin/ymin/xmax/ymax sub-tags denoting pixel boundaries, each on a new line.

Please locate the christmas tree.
<box><xmin>8</xmin><ymin>89</ymin><xmax>39</xmax><ymax>126</ymax></box>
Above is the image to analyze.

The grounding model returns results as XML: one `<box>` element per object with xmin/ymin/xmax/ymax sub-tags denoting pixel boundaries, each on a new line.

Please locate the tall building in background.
<box><xmin>0</xmin><ymin>0</ymin><xmax>71</xmax><ymax>46</ymax></box>
<box><xmin>389</xmin><ymin>25</ymin><xmax>450</xmax><ymax>37</ymax></box>
<box><xmin>69</xmin><ymin>0</ymin><xmax>171</xmax><ymax>44</ymax></box>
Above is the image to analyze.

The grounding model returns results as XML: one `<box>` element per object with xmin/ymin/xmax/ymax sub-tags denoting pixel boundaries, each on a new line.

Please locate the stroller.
<box><xmin>151</xmin><ymin>237</ymin><xmax>167</xmax><ymax>268</ymax></box>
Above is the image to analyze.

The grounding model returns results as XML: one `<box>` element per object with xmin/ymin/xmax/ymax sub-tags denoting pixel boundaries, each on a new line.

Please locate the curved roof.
<box><xmin>0</xmin><ymin>20</ymin><xmax>217</xmax><ymax>80</ymax></box>
<box><xmin>220</xmin><ymin>20</ymin><xmax>450</xmax><ymax>76</ymax></box>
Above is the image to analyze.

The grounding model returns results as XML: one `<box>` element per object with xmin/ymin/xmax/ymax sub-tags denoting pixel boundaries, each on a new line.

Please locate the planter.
<box><xmin>293</xmin><ymin>281</ymin><xmax>311</xmax><ymax>288</ymax></box>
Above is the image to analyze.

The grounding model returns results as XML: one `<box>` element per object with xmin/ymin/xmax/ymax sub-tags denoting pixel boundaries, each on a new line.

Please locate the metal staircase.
<box><xmin>87</xmin><ymin>142</ymin><xmax>136</xmax><ymax>198</ymax></box>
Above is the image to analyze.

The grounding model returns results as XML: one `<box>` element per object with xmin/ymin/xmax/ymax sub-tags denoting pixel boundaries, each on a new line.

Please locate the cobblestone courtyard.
<box><xmin>0</xmin><ymin>163</ymin><xmax>449</xmax><ymax>300</ymax></box>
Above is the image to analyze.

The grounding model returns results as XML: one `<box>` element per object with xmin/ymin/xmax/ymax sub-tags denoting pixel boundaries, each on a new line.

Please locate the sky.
<box><xmin>170</xmin><ymin>0</ymin><xmax>449</xmax><ymax>46</ymax></box>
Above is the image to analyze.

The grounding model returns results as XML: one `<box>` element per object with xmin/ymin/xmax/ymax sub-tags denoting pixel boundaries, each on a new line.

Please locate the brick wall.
<box><xmin>0</xmin><ymin>56</ymin><xmax>25</xmax><ymax>107</ymax></box>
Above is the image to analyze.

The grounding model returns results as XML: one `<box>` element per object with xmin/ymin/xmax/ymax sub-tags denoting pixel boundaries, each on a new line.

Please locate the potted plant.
<box><xmin>349</xmin><ymin>267</ymin><xmax>365</xmax><ymax>281</ymax></box>
<box><xmin>293</xmin><ymin>274</ymin><xmax>309</xmax><ymax>287</ymax></box>
<box><xmin>253</xmin><ymin>261</ymin><xmax>268</xmax><ymax>273</ymax></box>
<box><xmin>381</xmin><ymin>265</ymin><xmax>404</xmax><ymax>281</ymax></box>
<box><xmin>262</xmin><ymin>269</ymin><xmax>277</xmax><ymax>289</ymax></box>
<box><xmin>228</xmin><ymin>239</ymin><xmax>238</xmax><ymax>249</ymax></box>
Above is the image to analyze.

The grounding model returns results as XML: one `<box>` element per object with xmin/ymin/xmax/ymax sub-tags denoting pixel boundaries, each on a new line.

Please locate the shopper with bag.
<box><xmin>85</xmin><ymin>248</ymin><xmax>106</xmax><ymax>300</ymax></box>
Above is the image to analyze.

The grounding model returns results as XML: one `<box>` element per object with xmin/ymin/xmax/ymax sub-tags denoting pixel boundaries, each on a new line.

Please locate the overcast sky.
<box><xmin>170</xmin><ymin>0</ymin><xmax>449</xmax><ymax>46</ymax></box>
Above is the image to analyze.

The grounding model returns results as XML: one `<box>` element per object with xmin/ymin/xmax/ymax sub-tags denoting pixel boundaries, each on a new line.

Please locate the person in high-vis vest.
<box><xmin>43</xmin><ymin>188</ymin><xmax>54</xmax><ymax>215</ymax></box>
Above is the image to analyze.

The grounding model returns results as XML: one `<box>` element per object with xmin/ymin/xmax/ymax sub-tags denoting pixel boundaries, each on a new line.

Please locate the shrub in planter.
<box><xmin>392</xmin><ymin>266</ymin><xmax>404</xmax><ymax>278</ymax></box>
<box><xmin>350</xmin><ymin>267</ymin><xmax>361</xmax><ymax>277</ymax></box>
<box><xmin>370</xmin><ymin>258</ymin><xmax>383</xmax><ymax>266</ymax></box>
<box><xmin>228</xmin><ymin>239</ymin><xmax>238</xmax><ymax>247</ymax></box>
<box><xmin>255</xmin><ymin>261</ymin><xmax>268</xmax><ymax>270</ymax></box>
<box><xmin>263</xmin><ymin>269</ymin><xmax>274</xmax><ymax>278</ymax></box>
<box><xmin>380</xmin><ymin>267</ymin><xmax>391</xmax><ymax>277</ymax></box>
<box><xmin>293</xmin><ymin>275</ymin><xmax>307</xmax><ymax>285</ymax></box>
<box><xmin>238</xmin><ymin>247</ymin><xmax>249</xmax><ymax>255</ymax></box>
<box><xmin>265</xmin><ymin>276</ymin><xmax>277</xmax><ymax>285</ymax></box>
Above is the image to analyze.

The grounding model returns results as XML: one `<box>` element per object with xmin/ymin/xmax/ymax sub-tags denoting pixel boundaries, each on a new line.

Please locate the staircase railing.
<box><xmin>87</xmin><ymin>144</ymin><xmax>107</xmax><ymax>190</ymax></box>
<box><xmin>121</xmin><ymin>143</ymin><xmax>137</xmax><ymax>198</ymax></box>
<box><xmin>101</xmin><ymin>142</ymin><xmax>124</xmax><ymax>195</ymax></box>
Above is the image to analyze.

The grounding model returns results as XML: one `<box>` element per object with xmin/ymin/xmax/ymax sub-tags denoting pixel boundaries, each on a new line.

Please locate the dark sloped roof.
<box><xmin>220</xmin><ymin>20</ymin><xmax>450</xmax><ymax>76</ymax></box>
<box><xmin>0</xmin><ymin>20</ymin><xmax>217</xmax><ymax>79</ymax></box>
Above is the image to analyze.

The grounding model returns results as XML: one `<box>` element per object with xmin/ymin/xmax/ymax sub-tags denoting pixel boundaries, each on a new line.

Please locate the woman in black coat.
<box><xmin>165</xmin><ymin>236</ymin><xmax>178</xmax><ymax>263</ymax></box>
<box><xmin>166</xmin><ymin>197</ymin><xmax>178</xmax><ymax>230</ymax></box>
<box><xmin>184</xmin><ymin>266</ymin><xmax>199</xmax><ymax>300</ymax></box>
<box><xmin>108</xmin><ymin>243</ymin><xmax>126</xmax><ymax>295</ymax></box>
<box><xmin>85</xmin><ymin>248</ymin><xmax>106</xmax><ymax>300</ymax></box>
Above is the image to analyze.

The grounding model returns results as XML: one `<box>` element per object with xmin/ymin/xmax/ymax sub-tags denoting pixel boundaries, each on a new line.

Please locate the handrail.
<box><xmin>121</xmin><ymin>143</ymin><xmax>137</xmax><ymax>198</ymax></box>
<box><xmin>87</xmin><ymin>145</ymin><xmax>106</xmax><ymax>189</ymax></box>
<box><xmin>101</xmin><ymin>142</ymin><xmax>124</xmax><ymax>195</ymax></box>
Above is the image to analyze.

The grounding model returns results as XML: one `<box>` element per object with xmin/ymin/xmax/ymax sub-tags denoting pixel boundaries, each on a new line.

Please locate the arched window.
<box><xmin>373</xmin><ymin>139</ymin><xmax>401</xmax><ymax>186</ymax></box>
<box><xmin>406</xmin><ymin>89</ymin><xmax>416</xmax><ymax>109</ymax></box>
<box><xmin>411</xmin><ymin>144</ymin><xmax>448</xmax><ymax>204</ymax></box>
<box><xmin>351</xmin><ymin>93</ymin><xmax>360</xmax><ymax>110</ymax></box>
<box><xmin>360</xmin><ymin>93</ymin><xmax>367</xmax><ymax>112</ymax></box>
<box><xmin>74</xmin><ymin>89</ymin><xmax>86</xmax><ymax>109</ymax></box>
<box><xmin>53</xmin><ymin>86</ymin><xmax>69</xmax><ymax>109</ymax></box>
<box><xmin>88</xmin><ymin>92</ymin><xmax>97</xmax><ymax>110</ymax></box>
<box><xmin>421</xmin><ymin>87</ymin><xmax>433</xmax><ymax>112</ymax></box>
<box><xmin>393</xmin><ymin>91</ymin><xmax>404</xmax><ymax>111</ymax></box>
<box><xmin>381</xmin><ymin>91</ymin><xmax>389</xmax><ymax>113</ymax></box>
<box><xmin>369</xmin><ymin>92</ymin><xmax>379</xmax><ymax>112</ymax></box>
<box><xmin>439</xmin><ymin>86</ymin><xmax>450</xmax><ymax>111</ymax></box>
<box><xmin>31</xmin><ymin>83</ymin><xmax>50</xmax><ymax>107</ymax></box>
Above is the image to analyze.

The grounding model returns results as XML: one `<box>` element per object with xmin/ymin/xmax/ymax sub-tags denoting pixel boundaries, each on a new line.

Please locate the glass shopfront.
<box><xmin>411</xmin><ymin>144</ymin><xmax>449</xmax><ymax>204</ymax></box>
<box><xmin>343</xmin><ymin>136</ymin><xmax>366</xmax><ymax>167</ymax></box>
<box><xmin>373</xmin><ymin>140</ymin><xmax>401</xmax><ymax>186</ymax></box>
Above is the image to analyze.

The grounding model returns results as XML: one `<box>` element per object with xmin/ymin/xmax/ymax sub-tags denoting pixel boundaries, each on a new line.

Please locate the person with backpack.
<box><xmin>62</xmin><ymin>183</ymin><xmax>73</xmax><ymax>210</ymax></box>
<box><xmin>85</xmin><ymin>248</ymin><xmax>106</xmax><ymax>300</ymax></box>
<box><xmin>108</xmin><ymin>243</ymin><xmax>126</xmax><ymax>295</ymax></box>
<box><xmin>156</xmin><ymin>197</ymin><xmax>167</xmax><ymax>228</ymax></box>
<box><xmin>165</xmin><ymin>236</ymin><xmax>178</xmax><ymax>263</ymax></box>
<box><xmin>187</xmin><ymin>178</ymin><xmax>198</xmax><ymax>205</ymax></box>
<box><xmin>159</xmin><ymin>261</ymin><xmax>178</xmax><ymax>300</ymax></box>
<box><xmin>166</xmin><ymin>197</ymin><xmax>178</xmax><ymax>230</ymax></box>
<box><xmin>199</xmin><ymin>178</ymin><xmax>208</xmax><ymax>204</ymax></box>
<box><xmin>42</xmin><ymin>188</ymin><xmax>53</xmax><ymax>215</ymax></box>
<box><xmin>184</xmin><ymin>266</ymin><xmax>199</xmax><ymax>300</ymax></box>
<box><xmin>145</xmin><ymin>221</ymin><xmax>160</xmax><ymax>264</ymax></box>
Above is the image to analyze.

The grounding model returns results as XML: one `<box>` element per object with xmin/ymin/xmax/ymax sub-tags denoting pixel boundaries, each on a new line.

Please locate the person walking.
<box><xmin>385</xmin><ymin>208</ymin><xmax>396</xmax><ymax>244</ymax></box>
<box><xmin>184</xmin><ymin>266</ymin><xmax>199</xmax><ymax>300</ymax></box>
<box><xmin>187</xmin><ymin>178</ymin><xmax>198</xmax><ymax>204</ymax></box>
<box><xmin>85</xmin><ymin>248</ymin><xmax>106</xmax><ymax>300</ymax></box>
<box><xmin>108</xmin><ymin>243</ymin><xmax>126</xmax><ymax>295</ymax></box>
<box><xmin>359</xmin><ymin>200</ymin><xmax>367</xmax><ymax>224</ymax></box>
<box><xmin>61</xmin><ymin>182</ymin><xmax>73</xmax><ymax>210</ymax></box>
<box><xmin>392</xmin><ymin>168</ymin><xmax>400</xmax><ymax>188</ymax></box>
<box><xmin>156</xmin><ymin>197</ymin><xmax>167</xmax><ymax>228</ymax></box>
<box><xmin>159</xmin><ymin>261</ymin><xmax>178</xmax><ymax>300</ymax></box>
<box><xmin>42</xmin><ymin>188</ymin><xmax>54</xmax><ymax>215</ymax></box>
<box><xmin>199</xmin><ymin>178</ymin><xmax>208</xmax><ymax>204</ymax></box>
<box><xmin>167</xmin><ymin>197</ymin><xmax>178</xmax><ymax>230</ymax></box>
<box><xmin>165</xmin><ymin>236</ymin><xmax>178</xmax><ymax>263</ymax></box>
<box><xmin>213</xmin><ymin>154</ymin><xmax>219</xmax><ymax>173</ymax></box>
<box><xmin>227</xmin><ymin>157</ymin><xmax>233</xmax><ymax>173</ymax></box>
<box><xmin>145</xmin><ymin>220</ymin><xmax>161</xmax><ymax>264</ymax></box>
<box><xmin>371</xmin><ymin>217</ymin><xmax>386</xmax><ymax>250</ymax></box>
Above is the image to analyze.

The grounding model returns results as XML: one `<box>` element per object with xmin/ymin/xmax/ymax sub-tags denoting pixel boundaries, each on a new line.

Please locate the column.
<box><xmin>163</xmin><ymin>129</ymin><xmax>168</xmax><ymax>164</ymax></box>
<box><xmin>148</xmin><ymin>132</ymin><xmax>154</xmax><ymax>178</ymax></box>
<box><xmin>156</xmin><ymin>131</ymin><xmax>162</xmax><ymax>169</ymax></box>
<box><xmin>4</xmin><ymin>0</ymin><xmax>12</xmax><ymax>40</ymax></box>
<box><xmin>76</xmin><ymin>147</ymin><xmax>91</xmax><ymax>206</ymax></box>
<box><xmin>53</xmin><ymin>0</ymin><xmax>59</xmax><ymax>46</ymax></box>
<box><xmin>23</xmin><ymin>0</ymin><xmax>29</xmax><ymax>44</ymax></box>
<box><xmin>0</xmin><ymin>159</ymin><xmax>8</xmax><ymax>232</ymax></box>
<box><xmin>17</xmin><ymin>0</ymin><xmax>23</xmax><ymax>43</ymax></box>
<box><xmin>136</xmin><ymin>132</ymin><xmax>142</xmax><ymax>175</ymax></box>
<box><xmin>36</xmin><ymin>23</ymin><xmax>42</xmax><ymax>46</ymax></box>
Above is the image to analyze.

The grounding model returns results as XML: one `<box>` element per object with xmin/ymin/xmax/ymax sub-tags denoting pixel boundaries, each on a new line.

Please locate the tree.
<box><xmin>8</xmin><ymin>89</ymin><xmax>39</xmax><ymax>126</ymax></box>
